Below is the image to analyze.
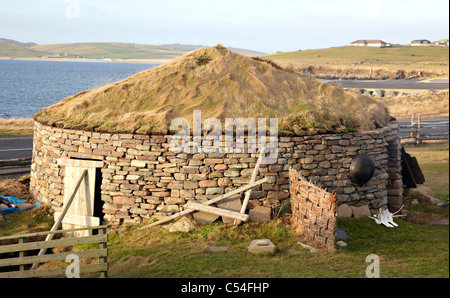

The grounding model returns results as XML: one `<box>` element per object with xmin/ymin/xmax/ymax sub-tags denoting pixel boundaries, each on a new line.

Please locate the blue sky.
<box><xmin>0</xmin><ymin>0</ymin><xmax>448</xmax><ymax>53</ymax></box>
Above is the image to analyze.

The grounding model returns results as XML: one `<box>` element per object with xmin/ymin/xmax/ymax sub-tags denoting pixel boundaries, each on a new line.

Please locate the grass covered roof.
<box><xmin>34</xmin><ymin>45</ymin><xmax>391</xmax><ymax>135</ymax></box>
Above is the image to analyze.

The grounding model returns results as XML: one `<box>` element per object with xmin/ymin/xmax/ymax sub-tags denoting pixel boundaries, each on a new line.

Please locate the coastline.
<box><xmin>0</xmin><ymin>56</ymin><xmax>171</xmax><ymax>64</ymax></box>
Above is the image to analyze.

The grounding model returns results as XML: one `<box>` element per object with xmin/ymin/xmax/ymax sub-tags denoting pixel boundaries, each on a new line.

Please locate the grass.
<box><xmin>0</xmin><ymin>118</ymin><xmax>34</xmax><ymax>136</ymax></box>
<box><xmin>404</xmin><ymin>142</ymin><xmax>449</xmax><ymax>200</ymax></box>
<box><xmin>262</xmin><ymin>45</ymin><xmax>449</xmax><ymax>79</ymax></box>
<box><xmin>31</xmin><ymin>42</ymin><xmax>189</xmax><ymax>60</ymax></box>
<box><xmin>0</xmin><ymin>40</ymin><xmax>51</xmax><ymax>58</ymax></box>
<box><xmin>104</xmin><ymin>217</ymin><xmax>448</xmax><ymax>278</ymax></box>
<box><xmin>384</xmin><ymin>90</ymin><xmax>449</xmax><ymax>120</ymax></box>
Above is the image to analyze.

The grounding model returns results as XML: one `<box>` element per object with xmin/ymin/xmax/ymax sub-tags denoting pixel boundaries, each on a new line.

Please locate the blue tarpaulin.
<box><xmin>0</xmin><ymin>195</ymin><xmax>42</xmax><ymax>215</ymax></box>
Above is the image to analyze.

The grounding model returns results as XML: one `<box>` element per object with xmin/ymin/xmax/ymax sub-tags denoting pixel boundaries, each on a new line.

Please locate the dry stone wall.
<box><xmin>30</xmin><ymin>121</ymin><xmax>402</xmax><ymax>226</ymax></box>
<box><xmin>289</xmin><ymin>169</ymin><xmax>337</xmax><ymax>251</ymax></box>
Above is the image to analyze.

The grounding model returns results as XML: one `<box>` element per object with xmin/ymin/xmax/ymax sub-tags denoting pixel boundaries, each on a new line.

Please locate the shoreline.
<box><xmin>0</xmin><ymin>56</ymin><xmax>171</xmax><ymax>64</ymax></box>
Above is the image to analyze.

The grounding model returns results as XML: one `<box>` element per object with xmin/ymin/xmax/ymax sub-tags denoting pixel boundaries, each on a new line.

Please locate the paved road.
<box><xmin>0</xmin><ymin>136</ymin><xmax>33</xmax><ymax>161</ymax></box>
<box><xmin>324</xmin><ymin>79</ymin><xmax>449</xmax><ymax>90</ymax></box>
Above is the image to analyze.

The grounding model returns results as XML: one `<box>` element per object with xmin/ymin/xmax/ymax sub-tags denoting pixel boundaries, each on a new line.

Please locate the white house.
<box><xmin>411</xmin><ymin>40</ymin><xmax>431</xmax><ymax>46</ymax></box>
<box><xmin>350</xmin><ymin>40</ymin><xmax>392</xmax><ymax>48</ymax></box>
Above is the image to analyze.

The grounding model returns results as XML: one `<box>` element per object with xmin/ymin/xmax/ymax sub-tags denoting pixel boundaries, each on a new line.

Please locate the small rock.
<box><xmin>431</xmin><ymin>219</ymin><xmax>449</xmax><ymax>226</ymax></box>
<box><xmin>205</xmin><ymin>246</ymin><xmax>229</xmax><ymax>252</ymax></box>
<box><xmin>169</xmin><ymin>217</ymin><xmax>195</xmax><ymax>233</ymax></box>
<box><xmin>287</xmin><ymin>248</ymin><xmax>301</xmax><ymax>254</ymax></box>
<box><xmin>336</xmin><ymin>228</ymin><xmax>349</xmax><ymax>240</ymax></box>
<box><xmin>298</xmin><ymin>242</ymin><xmax>318</xmax><ymax>253</ymax></box>
<box><xmin>336</xmin><ymin>241</ymin><xmax>347</xmax><ymax>247</ymax></box>
<box><xmin>411</xmin><ymin>199</ymin><xmax>419</xmax><ymax>205</ymax></box>
<box><xmin>0</xmin><ymin>204</ymin><xmax>8</xmax><ymax>211</ymax></box>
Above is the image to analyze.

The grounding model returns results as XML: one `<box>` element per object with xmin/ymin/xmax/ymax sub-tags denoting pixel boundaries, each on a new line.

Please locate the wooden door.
<box><xmin>56</xmin><ymin>159</ymin><xmax>103</xmax><ymax>237</ymax></box>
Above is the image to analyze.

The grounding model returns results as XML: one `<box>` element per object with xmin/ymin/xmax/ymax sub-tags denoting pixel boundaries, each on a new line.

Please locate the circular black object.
<box><xmin>350</xmin><ymin>154</ymin><xmax>375</xmax><ymax>186</ymax></box>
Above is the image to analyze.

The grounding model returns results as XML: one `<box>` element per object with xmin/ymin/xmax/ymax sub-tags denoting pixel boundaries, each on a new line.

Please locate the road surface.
<box><xmin>0</xmin><ymin>136</ymin><xmax>33</xmax><ymax>161</ymax></box>
<box><xmin>324</xmin><ymin>79</ymin><xmax>449</xmax><ymax>90</ymax></box>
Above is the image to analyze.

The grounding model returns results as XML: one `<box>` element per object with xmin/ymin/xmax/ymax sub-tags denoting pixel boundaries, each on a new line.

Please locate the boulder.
<box><xmin>351</xmin><ymin>205</ymin><xmax>371</xmax><ymax>218</ymax></box>
<box><xmin>337</xmin><ymin>204</ymin><xmax>352</xmax><ymax>218</ymax></box>
<box><xmin>169</xmin><ymin>216</ymin><xmax>195</xmax><ymax>233</ymax></box>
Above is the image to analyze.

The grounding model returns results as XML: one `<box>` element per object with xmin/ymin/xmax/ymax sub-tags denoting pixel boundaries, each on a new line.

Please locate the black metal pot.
<box><xmin>350</xmin><ymin>154</ymin><xmax>375</xmax><ymax>186</ymax></box>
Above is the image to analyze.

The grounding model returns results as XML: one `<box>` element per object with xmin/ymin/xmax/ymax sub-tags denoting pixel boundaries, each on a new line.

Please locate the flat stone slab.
<box><xmin>205</xmin><ymin>245</ymin><xmax>229</xmax><ymax>252</ymax></box>
<box><xmin>248</xmin><ymin>239</ymin><xmax>277</xmax><ymax>255</ymax></box>
<box><xmin>217</xmin><ymin>196</ymin><xmax>242</xmax><ymax>223</ymax></box>
<box><xmin>193</xmin><ymin>211</ymin><xmax>220</xmax><ymax>224</ymax></box>
<box><xmin>249</xmin><ymin>206</ymin><xmax>271</xmax><ymax>222</ymax></box>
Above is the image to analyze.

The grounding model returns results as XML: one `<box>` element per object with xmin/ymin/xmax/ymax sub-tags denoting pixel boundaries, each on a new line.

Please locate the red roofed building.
<box><xmin>350</xmin><ymin>40</ymin><xmax>392</xmax><ymax>48</ymax></box>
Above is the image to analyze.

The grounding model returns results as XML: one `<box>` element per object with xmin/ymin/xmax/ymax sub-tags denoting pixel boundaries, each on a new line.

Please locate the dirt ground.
<box><xmin>0</xmin><ymin>176</ymin><xmax>33</xmax><ymax>202</ymax></box>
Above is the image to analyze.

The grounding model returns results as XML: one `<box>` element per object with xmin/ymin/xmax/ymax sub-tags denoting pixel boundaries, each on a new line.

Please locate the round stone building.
<box><xmin>30</xmin><ymin>45</ymin><xmax>403</xmax><ymax>226</ymax></box>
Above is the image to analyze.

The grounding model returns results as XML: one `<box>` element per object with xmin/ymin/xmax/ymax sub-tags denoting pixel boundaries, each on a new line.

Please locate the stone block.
<box><xmin>249</xmin><ymin>206</ymin><xmax>271</xmax><ymax>222</ymax></box>
<box><xmin>217</xmin><ymin>196</ymin><xmax>242</xmax><ymax>223</ymax></box>
<box><xmin>193</xmin><ymin>211</ymin><xmax>220</xmax><ymax>224</ymax></box>
<box><xmin>351</xmin><ymin>205</ymin><xmax>371</xmax><ymax>218</ymax></box>
<box><xmin>337</xmin><ymin>204</ymin><xmax>352</xmax><ymax>218</ymax></box>
<box><xmin>248</xmin><ymin>239</ymin><xmax>277</xmax><ymax>255</ymax></box>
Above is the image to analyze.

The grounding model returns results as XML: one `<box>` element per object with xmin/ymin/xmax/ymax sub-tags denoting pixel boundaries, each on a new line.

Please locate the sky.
<box><xmin>0</xmin><ymin>0</ymin><xmax>448</xmax><ymax>53</ymax></box>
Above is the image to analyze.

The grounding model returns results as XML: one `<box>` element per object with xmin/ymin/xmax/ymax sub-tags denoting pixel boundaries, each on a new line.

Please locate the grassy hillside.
<box><xmin>0</xmin><ymin>40</ymin><xmax>50</xmax><ymax>58</ymax></box>
<box><xmin>31</xmin><ymin>42</ymin><xmax>196</xmax><ymax>60</ymax></box>
<box><xmin>1</xmin><ymin>39</ymin><xmax>264</xmax><ymax>60</ymax></box>
<box><xmin>262</xmin><ymin>45</ymin><xmax>449</xmax><ymax>79</ymax></box>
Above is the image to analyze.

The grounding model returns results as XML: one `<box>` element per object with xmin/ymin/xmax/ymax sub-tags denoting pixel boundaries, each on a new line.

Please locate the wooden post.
<box><xmin>234</xmin><ymin>147</ymin><xmax>266</xmax><ymax>225</ymax></box>
<box><xmin>417</xmin><ymin>113</ymin><xmax>421</xmax><ymax>144</ymax></box>
<box><xmin>98</xmin><ymin>227</ymin><xmax>108</xmax><ymax>278</ymax></box>
<box><xmin>31</xmin><ymin>169</ymin><xmax>88</xmax><ymax>270</ymax></box>
<box><xmin>19</xmin><ymin>237</ymin><xmax>26</xmax><ymax>272</ymax></box>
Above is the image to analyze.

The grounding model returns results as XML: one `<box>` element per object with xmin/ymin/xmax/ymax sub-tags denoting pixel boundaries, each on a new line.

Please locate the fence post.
<box><xmin>18</xmin><ymin>237</ymin><xmax>26</xmax><ymax>271</ymax></box>
<box><xmin>98</xmin><ymin>227</ymin><xmax>108</xmax><ymax>278</ymax></box>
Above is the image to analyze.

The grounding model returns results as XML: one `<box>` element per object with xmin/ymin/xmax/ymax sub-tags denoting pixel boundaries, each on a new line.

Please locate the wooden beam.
<box><xmin>184</xmin><ymin>202</ymin><xmax>250</xmax><ymax>222</ymax></box>
<box><xmin>57</xmin><ymin>159</ymin><xmax>103</xmax><ymax>168</ymax></box>
<box><xmin>235</xmin><ymin>148</ymin><xmax>266</xmax><ymax>225</ymax></box>
<box><xmin>139</xmin><ymin>177</ymin><xmax>269</xmax><ymax>229</ymax></box>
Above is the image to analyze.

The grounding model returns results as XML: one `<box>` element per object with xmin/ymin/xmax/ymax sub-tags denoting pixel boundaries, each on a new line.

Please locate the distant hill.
<box><xmin>261</xmin><ymin>45</ymin><xmax>449</xmax><ymax>79</ymax></box>
<box><xmin>0</xmin><ymin>39</ymin><xmax>49</xmax><ymax>58</ymax></box>
<box><xmin>0</xmin><ymin>38</ymin><xmax>265</xmax><ymax>60</ymax></box>
<box><xmin>0</xmin><ymin>38</ymin><xmax>38</xmax><ymax>47</ymax></box>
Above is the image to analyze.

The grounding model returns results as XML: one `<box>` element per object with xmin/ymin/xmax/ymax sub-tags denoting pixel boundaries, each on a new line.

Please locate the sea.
<box><xmin>0</xmin><ymin>59</ymin><xmax>157</xmax><ymax>119</ymax></box>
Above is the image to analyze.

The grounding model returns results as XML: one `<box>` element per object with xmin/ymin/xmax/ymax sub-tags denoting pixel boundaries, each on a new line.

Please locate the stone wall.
<box><xmin>30</xmin><ymin>120</ymin><xmax>402</xmax><ymax>226</ymax></box>
<box><xmin>289</xmin><ymin>169</ymin><xmax>337</xmax><ymax>251</ymax></box>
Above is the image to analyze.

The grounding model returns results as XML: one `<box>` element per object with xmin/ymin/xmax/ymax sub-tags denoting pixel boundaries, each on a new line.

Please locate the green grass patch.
<box><xmin>405</xmin><ymin>142</ymin><xmax>449</xmax><ymax>200</ymax></box>
<box><xmin>105</xmin><ymin>217</ymin><xmax>448</xmax><ymax>278</ymax></box>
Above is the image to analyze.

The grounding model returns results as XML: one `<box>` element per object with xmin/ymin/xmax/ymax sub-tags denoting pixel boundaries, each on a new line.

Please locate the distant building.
<box><xmin>411</xmin><ymin>39</ymin><xmax>431</xmax><ymax>46</ymax></box>
<box><xmin>350</xmin><ymin>40</ymin><xmax>392</xmax><ymax>48</ymax></box>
